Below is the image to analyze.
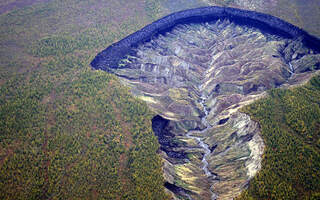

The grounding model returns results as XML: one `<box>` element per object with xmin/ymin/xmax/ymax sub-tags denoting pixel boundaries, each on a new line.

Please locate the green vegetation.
<box><xmin>1</xmin><ymin>0</ymin><xmax>319</xmax><ymax>199</ymax></box>
<box><xmin>0</xmin><ymin>0</ymin><xmax>168</xmax><ymax>199</ymax></box>
<box><xmin>237</xmin><ymin>75</ymin><xmax>320</xmax><ymax>199</ymax></box>
<box><xmin>208</xmin><ymin>0</ymin><xmax>320</xmax><ymax>38</ymax></box>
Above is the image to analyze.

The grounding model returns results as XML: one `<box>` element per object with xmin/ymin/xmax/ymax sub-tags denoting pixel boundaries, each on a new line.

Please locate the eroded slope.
<box><xmin>99</xmin><ymin>20</ymin><xmax>320</xmax><ymax>199</ymax></box>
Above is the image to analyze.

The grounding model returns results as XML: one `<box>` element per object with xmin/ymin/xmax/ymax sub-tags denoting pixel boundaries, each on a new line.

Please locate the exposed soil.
<box><xmin>100</xmin><ymin>18</ymin><xmax>320</xmax><ymax>199</ymax></box>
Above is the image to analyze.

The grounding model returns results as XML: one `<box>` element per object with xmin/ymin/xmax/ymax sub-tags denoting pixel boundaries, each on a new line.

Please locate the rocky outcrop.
<box><xmin>92</xmin><ymin>8</ymin><xmax>320</xmax><ymax>200</ymax></box>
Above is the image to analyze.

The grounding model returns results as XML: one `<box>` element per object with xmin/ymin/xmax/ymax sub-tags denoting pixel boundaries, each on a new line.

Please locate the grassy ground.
<box><xmin>0</xmin><ymin>0</ymin><xmax>169</xmax><ymax>199</ymax></box>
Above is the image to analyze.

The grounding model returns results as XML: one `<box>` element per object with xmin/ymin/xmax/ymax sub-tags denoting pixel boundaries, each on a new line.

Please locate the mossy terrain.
<box><xmin>237</xmin><ymin>75</ymin><xmax>320</xmax><ymax>199</ymax></box>
<box><xmin>0</xmin><ymin>0</ymin><xmax>169</xmax><ymax>199</ymax></box>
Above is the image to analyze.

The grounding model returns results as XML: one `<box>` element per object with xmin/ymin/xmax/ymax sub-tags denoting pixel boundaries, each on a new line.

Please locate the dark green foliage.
<box><xmin>237</xmin><ymin>75</ymin><xmax>320</xmax><ymax>200</ymax></box>
<box><xmin>0</xmin><ymin>0</ymin><xmax>168</xmax><ymax>199</ymax></box>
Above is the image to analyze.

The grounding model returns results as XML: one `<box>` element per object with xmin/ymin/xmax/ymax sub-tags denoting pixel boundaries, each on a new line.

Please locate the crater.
<box><xmin>92</xmin><ymin>6</ymin><xmax>320</xmax><ymax>200</ymax></box>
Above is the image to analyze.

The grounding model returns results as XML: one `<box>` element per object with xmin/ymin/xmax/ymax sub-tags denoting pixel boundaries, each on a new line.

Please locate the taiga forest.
<box><xmin>0</xmin><ymin>0</ymin><xmax>319</xmax><ymax>199</ymax></box>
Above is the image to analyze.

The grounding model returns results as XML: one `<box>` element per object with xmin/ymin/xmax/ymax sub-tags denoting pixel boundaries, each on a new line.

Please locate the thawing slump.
<box><xmin>91</xmin><ymin>6</ymin><xmax>320</xmax><ymax>200</ymax></box>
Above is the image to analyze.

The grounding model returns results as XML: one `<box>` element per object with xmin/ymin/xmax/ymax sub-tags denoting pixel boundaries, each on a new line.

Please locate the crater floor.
<box><xmin>104</xmin><ymin>20</ymin><xmax>320</xmax><ymax>199</ymax></box>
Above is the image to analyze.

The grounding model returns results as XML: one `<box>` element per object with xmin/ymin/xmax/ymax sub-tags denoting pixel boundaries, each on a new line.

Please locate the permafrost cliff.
<box><xmin>91</xmin><ymin>7</ymin><xmax>320</xmax><ymax>200</ymax></box>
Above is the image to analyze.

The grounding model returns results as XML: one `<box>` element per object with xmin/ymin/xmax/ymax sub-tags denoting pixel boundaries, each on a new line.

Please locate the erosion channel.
<box><xmin>91</xmin><ymin>7</ymin><xmax>320</xmax><ymax>200</ymax></box>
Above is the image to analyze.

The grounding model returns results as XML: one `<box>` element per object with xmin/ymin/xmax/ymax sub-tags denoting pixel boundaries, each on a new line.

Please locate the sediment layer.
<box><xmin>91</xmin><ymin>6</ymin><xmax>320</xmax><ymax>71</ymax></box>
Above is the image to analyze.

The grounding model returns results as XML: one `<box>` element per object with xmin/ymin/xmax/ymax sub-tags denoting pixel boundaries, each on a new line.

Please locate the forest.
<box><xmin>0</xmin><ymin>0</ymin><xmax>320</xmax><ymax>199</ymax></box>
<box><xmin>0</xmin><ymin>0</ymin><xmax>168</xmax><ymax>199</ymax></box>
<box><xmin>237</xmin><ymin>75</ymin><xmax>320</xmax><ymax>200</ymax></box>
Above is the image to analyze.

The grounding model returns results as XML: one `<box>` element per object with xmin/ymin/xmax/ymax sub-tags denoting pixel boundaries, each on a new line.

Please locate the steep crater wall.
<box><xmin>91</xmin><ymin>6</ymin><xmax>320</xmax><ymax>71</ymax></box>
<box><xmin>91</xmin><ymin>7</ymin><xmax>320</xmax><ymax>200</ymax></box>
